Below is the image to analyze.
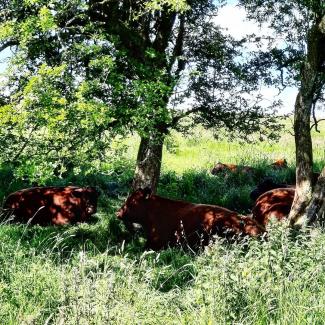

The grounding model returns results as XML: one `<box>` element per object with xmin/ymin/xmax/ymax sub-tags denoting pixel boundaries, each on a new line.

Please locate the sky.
<box><xmin>213</xmin><ymin>3</ymin><xmax>298</xmax><ymax>116</ymax></box>
<box><xmin>0</xmin><ymin>47</ymin><xmax>11</xmax><ymax>74</ymax></box>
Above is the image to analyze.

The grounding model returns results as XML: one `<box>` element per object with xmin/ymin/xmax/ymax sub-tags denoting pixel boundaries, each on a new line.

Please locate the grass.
<box><xmin>125</xmin><ymin>119</ymin><xmax>325</xmax><ymax>175</ymax></box>
<box><xmin>0</xmin><ymin>120</ymin><xmax>324</xmax><ymax>324</ymax></box>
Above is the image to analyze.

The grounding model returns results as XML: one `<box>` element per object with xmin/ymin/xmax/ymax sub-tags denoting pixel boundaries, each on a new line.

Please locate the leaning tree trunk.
<box><xmin>132</xmin><ymin>132</ymin><xmax>165</xmax><ymax>193</ymax></box>
<box><xmin>289</xmin><ymin>15</ymin><xmax>325</xmax><ymax>226</ymax></box>
<box><xmin>288</xmin><ymin>85</ymin><xmax>314</xmax><ymax>226</ymax></box>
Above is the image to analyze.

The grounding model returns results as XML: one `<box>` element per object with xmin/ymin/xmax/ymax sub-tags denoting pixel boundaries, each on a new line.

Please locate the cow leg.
<box><xmin>52</xmin><ymin>212</ymin><xmax>70</xmax><ymax>226</ymax></box>
<box><xmin>145</xmin><ymin>238</ymin><xmax>165</xmax><ymax>251</ymax></box>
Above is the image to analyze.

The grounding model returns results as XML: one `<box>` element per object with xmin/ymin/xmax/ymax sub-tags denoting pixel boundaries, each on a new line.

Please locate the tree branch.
<box><xmin>310</xmin><ymin>80</ymin><xmax>324</xmax><ymax>132</ymax></box>
<box><xmin>168</xmin><ymin>14</ymin><xmax>185</xmax><ymax>77</ymax></box>
<box><xmin>171</xmin><ymin>106</ymin><xmax>203</xmax><ymax>126</ymax></box>
<box><xmin>152</xmin><ymin>10</ymin><xmax>176</xmax><ymax>54</ymax></box>
<box><xmin>310</xmin><ymin>118</ymin><xmax>325</xmax><ymax>132</ymax></box>
<box><xmin>0</xmin><ymin>40</ymin><xmax>16</xmax><ymax>53</ymax></box>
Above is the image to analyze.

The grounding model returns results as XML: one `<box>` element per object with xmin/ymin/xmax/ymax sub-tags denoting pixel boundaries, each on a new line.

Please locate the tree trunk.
<box><xmin>288</xmin><ymin>86</ymin><xmax>314</xmax><ymax>226</ymax></box>
<box><xmin>132</xmin><ymin>132</ymin><xmax>165</xmax><ymax>193</ymax></box>
<box><xmin>305</xmin><ymin>167</ymin><xmax>325</xmax><ymax>224</ymax></box>
<box><xmin>288</xmin><ymin>14</ymin><xmax>325</xmax><ymax>226</ymax></box>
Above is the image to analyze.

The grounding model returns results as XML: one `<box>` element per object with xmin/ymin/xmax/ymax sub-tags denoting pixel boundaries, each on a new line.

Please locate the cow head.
<box><xmin>116</xmin><ymin>187</ymin><xmax>152</xmax><ymax>224</ymax></box>
<box><xmin>211</xmin><ymin>162</ymin><xmax>226</xmax><ymax>175</ymax></box>
<box><xmin>250</xmin><ymin>178</ymin><xmax>286</xmax><ymax>201</ymax></box>
<box><xmin>72</xmin><ymin>187</ymin><xmax>99</xmax><ymax>216</ymax></box>
<box><xmin>241</xmin><ymin>216</ymin><xmax>265</xmax><ymax>236</ymax></box>
<box><xmin>271</xmin><ymin>159</ymin><xmax>288</xmax><ymax>169</ymax></box>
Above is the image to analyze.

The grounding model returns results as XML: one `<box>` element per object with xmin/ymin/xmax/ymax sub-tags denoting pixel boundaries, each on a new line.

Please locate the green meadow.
<box><xmin>0</xmin><ymin>120</ymin><xmax>324</xmax><ymax>324</ymax></box>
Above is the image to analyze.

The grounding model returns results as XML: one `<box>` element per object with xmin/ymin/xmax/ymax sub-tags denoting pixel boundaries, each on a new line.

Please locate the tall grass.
<box><xmin>2</xmin><ymin>222</ymin><xmax>325</xmax><ymax>324</ymax></box>
<box><xmin>0</xmin><ymin>121</ymin><xmax>324</xmax><ymax>324</ymax></box>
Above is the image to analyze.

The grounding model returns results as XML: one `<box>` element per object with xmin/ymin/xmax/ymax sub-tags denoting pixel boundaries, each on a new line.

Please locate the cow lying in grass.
<box><xmin>252</xmin><ymin>188</ymin><xmax>295</xmax><ymax>226</ymax></box>
<box><xmin>2</xmin><ymin>186</ymin><xmax>99</xmax><ymax>226</ymax></box>
<box><xmin>250</xmin><ymin>178</ymin><xmax>294</xmax><ymax>201</ymax></box>
<box><xmin>270</xmin><ymin>159</ymin><xmax>288</xmax><ymax>169</ymax></box>
<box><xmin>211</xmin><ymin>162</ymin><xmax>255</xmax><ymax>175</ymax></box>
<box><xmin>211</xmin><ymin>159</ymin><xmax>290</xmax><ymax>176</ymax></box>
<box><xmin>116</xmin><ymin>188</ymin><xmax>264</xmax><ymax>250</ymax></box>
<box><xmin>250</xmin><ymin>172</ymin><xmax>320</xmax><ymax>201</ymax></box>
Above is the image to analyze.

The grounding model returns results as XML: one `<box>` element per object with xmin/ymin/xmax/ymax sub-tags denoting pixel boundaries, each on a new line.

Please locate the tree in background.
<box><xmin>239</xmin><ymin>0</ymin><xmax>325</xmax><ymax>224</ymax></box>
<box><xmin>0</xmin><ymin>0</ymin><xmax>281</xmax><ymax>190</ymax></box>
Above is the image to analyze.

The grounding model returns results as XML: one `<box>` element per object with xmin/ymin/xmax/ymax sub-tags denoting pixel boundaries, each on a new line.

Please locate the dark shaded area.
<box><xmin>0</xmin><ymin>162</ymin><xmax>321</xmax><ymax>264</ymax></box>
<box><xmin>250</xmin><ymin>178</ymin><xmax>292</xmax><ymax>201</ymax></box>
<box><xmin>250</xmin><ymin>171</ymin><xmax>321</xmax><ymax>201</ymax></box>
<box><xmin>158</xmin><ymin>166</ymin><xmax>296</xmax><ymax>213</ymax></box>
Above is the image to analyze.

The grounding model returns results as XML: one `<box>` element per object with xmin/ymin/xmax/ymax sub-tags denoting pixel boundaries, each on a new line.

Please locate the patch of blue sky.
<box><xmin>213</xmin><ymin>2</ymin><xmax>299</xmax><ymax>115</ymax></box>
<box><xmin>0</xmin><ymin>47</ymin><xmax>11</xmax><ymax>73</ymax></box>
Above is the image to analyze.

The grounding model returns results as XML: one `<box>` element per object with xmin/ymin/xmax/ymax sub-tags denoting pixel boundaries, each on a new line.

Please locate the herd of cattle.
<box><xmin>0</xmin><ymin>159</ymin><xmax>320</xmax><ymax>250</ymax></box>
<box><xmin>211</xmin><ymin>158</ymin><xmax>289</xmax><ymax>175</ymax></box>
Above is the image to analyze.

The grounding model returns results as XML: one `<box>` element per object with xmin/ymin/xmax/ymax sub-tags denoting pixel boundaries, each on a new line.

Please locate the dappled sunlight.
<box><xmin>0</xmin><ymin>0</ymin><xmax>324</xmax><ymax>320</ymax></box>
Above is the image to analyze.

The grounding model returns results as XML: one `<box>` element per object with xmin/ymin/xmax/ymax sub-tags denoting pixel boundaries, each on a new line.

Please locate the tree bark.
<box><xmin>305</xmin><ymin>167</ymin><xmax>325</xmax><ymax>224</ymax></box>
<box><xmin>132</xmin><ymin>132</ymin><xmax>165</xmax><ymax>193</ymax></box>
<box><xmin>289</xmin><ymin>14</ymin><xmax>325</xmax><ymax>226</ymax></box>
<box><xmin>288</xmin><ymin>86</ymin><xmax>314</xmax><ymax>226</ymax></box>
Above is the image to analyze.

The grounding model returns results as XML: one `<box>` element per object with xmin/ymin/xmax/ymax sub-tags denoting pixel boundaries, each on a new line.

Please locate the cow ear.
<box><xmin>142</xmin><ymin>187</ymin><xmax>152</xmax><ymax>199</ymax></box>
<box><xmin>88</xmin><ymin>186</ymin><xmax>100</xmax><ymax>197</ymax></box>
<box><xmin>72</xmin><ymin>189</ymin><xmax>83</xmax><ymax>198</ymax></box>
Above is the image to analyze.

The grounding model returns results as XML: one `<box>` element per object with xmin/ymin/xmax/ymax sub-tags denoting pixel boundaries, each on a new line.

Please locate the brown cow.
<box><xmin>270</xmin><ymin>159</ymin><xmax>288</xmax><ymax>169</ymax></box>
<box><xmin>211</xmin><ymin>162</ymin><xmax>255</xmax><ymax>175</ymax></box>
<box><xmin>250</xmin><ymin>172</ymin><xmax>320</xmax><ymax>201</ymax></box>
<box><xmin>116</xmin><ymin>188</ymin><xmax>264</xmax><ymax>250</ymax></box>
<box><xmin>250</xmin><ymin>178</ymin><xmax>294</xmax><ymax>201</ymax></box>
<box><xmin>2</xmin><ymin>186</ymin><xmax>99</xmax><ymax>226</ymax></box>
<box><xmin>252</xmin><ymin>188</ymin><xmax>295</xmax><ymax>226</ymax></box>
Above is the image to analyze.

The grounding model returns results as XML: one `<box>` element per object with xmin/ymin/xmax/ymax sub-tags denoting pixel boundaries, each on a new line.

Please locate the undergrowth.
<box><xmin>1</xmin><ymin>222</ymin><xmax>325</xmax><ymax>324</ymax></box>
<box><xmin>0</xmin><ymin>124</ymin><xmax>324</xmax><ymax>324</ymax></box>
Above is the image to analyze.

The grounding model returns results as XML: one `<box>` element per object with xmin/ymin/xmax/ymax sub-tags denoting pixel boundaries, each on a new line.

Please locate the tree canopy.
<box><xmin>0</xmin><ymin>0</ymin><xmax>282</xmax><ymax>184</ymax></box>
<box><xmin>239</xmin><ymin>0</ymin><xmax>325</xmax><ymax>116</ymax></box>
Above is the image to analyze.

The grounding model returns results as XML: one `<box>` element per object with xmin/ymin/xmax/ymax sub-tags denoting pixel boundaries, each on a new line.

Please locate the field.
<box><xmin>0</xmin><ymin>120</ymin><xmax>324</xmax><ymax>324</ymax></box>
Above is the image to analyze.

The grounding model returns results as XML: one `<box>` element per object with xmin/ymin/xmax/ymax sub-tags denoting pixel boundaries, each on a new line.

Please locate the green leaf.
<box><xmin>38</xmin><ymin>6</ymin><xmax>56</xmax><ymax>32</ymax></box>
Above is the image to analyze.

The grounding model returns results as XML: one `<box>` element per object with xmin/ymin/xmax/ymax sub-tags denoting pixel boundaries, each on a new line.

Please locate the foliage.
<box><xmin>0</xmin><ymin>0</ymin><xmax>283</xmax><ymax>181</ymax></box>
<box><xmin>238</xmin><ymin>0</ymin><xmax>325</xmax><ymax>111</ymax></box>
<box><xmin>145</xmin><ymin>0</ymin><xmax>190</xmax><ymax>11</ymax></box>
<box><xmin>2</xmin><ymin>214</ymin><xmax>325</xmax><ymax>323</ymax></box>
<box><xmin>0</xmin><ymin>123</ymin><xmax>324</xmax><ymax>323</ymax></box>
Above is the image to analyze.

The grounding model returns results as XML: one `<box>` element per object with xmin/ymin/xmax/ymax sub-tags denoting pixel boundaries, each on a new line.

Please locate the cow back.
<box><xmin>252</xmin><ymin>188</ymin><xmax>295</xmax><ymax>226</ymax></box>
<box><xmin>3</xmin><ymin>186</ymin><xmax>99</xmax><ymax>226</ymax></box>
<box><xmin>117</xmin><ymin>189</ymin><xmax>264</xmax><ymax>250</ymax></box>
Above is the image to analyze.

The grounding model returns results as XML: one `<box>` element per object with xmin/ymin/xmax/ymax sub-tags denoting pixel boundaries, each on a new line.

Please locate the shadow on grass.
<box><xmin>0</xmin><ymin>161</ymin><xmax>298</xmax><ymax>256</ymax></box>
<box><xmin>0</xmin><ymin>161</ymin><xmax>316</xmax><ymax>294</ymax></box>
<box><xmin>158</xmin><ymin>165</ymin><xmax>296</xmax><ymax>213</ymax></box>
